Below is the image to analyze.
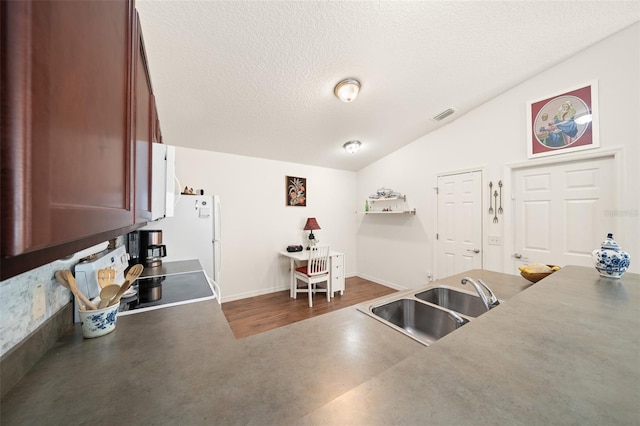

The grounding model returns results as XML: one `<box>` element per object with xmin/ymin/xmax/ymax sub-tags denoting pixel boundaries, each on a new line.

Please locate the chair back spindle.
<box><xmin>307</xmin><ymin>245</ymin><xmax>330</xmax><ymax>276</ymax></box>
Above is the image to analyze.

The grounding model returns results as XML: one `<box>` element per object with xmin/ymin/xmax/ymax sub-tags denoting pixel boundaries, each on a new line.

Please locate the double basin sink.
<box><xmin>358</xmin><ymin>284</ymin><xmax>500</xmax><ymax>346</ymax></box>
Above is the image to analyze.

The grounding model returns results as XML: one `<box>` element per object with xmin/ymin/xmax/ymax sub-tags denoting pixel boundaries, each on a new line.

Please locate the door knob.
<box><xmin>466</xmin><ymin>249</ymin><xmax>480</xmax><ymax>254</ymax></box>
<box><xmin>514</xmin><ymin>253</ymin><xmax>525</xmax><ymax>259</ymax></box>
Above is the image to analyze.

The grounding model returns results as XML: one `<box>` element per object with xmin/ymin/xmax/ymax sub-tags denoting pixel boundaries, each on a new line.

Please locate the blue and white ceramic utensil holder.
<box><xmin>78</xmin><ymin>303</ymin><xmax>119</xmax><ymax>338</ymax></box>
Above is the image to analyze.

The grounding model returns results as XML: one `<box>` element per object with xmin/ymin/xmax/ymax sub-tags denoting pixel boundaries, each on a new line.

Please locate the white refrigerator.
<box><xmin>143</xmin><ymin>195</ymin><xmax>221</xmax><ymax>296</ymax></box>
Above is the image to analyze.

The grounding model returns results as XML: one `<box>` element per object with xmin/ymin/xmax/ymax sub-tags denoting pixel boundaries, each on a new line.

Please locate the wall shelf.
<box><xmin>362</xmin><ymin>194</ymin><xmax>415</xmax><ymax>215</ymax></box>
<box><xmin>368</xmin><ymin>195</ymin><xmax>407</xmax><ymax>203</ymax></box>
<box><xmin>364</xmin><ymin>209</ymin><xmax>416</xmax><ymax>215</ymax></box>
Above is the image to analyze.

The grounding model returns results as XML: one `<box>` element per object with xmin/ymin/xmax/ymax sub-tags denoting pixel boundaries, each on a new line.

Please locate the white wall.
<box><xmin>171</xmin><ymin>147</ymin><xmax>357</xmax><ymax>301</ymax></box>
<box><xmin>356</xmin><ymin>23</ymin><xmax>640</xmax><ymax>289</ymax></box>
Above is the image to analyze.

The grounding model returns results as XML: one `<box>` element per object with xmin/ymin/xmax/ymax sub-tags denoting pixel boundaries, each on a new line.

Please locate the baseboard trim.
<box><xmin>221</xmin><ymin>284</ymin><xmax>290</xmax><ymax>303</ymax></box>
<box><xmin>355</xmin><ymin>273</ymin><xmax>408</xmax><ymax>291</ymax></box>
<box><xmin>0</xmin><ymin>302</ymin><xmax>74</xmax><ymax>399</ymax></box>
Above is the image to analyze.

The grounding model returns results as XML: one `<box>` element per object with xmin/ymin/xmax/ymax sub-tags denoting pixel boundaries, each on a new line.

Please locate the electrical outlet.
<box><xmin>426</xmin><ymin>272</ymin><xmax>433</xmax><ymax>282</ymax></box>
<box><xmin>32</xmin><ymin>282</ymin><xmax>46</xmax><ymax>320</ymax></box>
<box><xmin>488</xmin><ymin>235</ymin><xmax>502</xmax><ymax>246</ymax></box>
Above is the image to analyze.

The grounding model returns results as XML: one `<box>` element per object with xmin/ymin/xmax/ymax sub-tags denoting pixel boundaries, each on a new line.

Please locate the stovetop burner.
<box><xmin>118</xmin><ymin>270</ymin><xmax>214</xmax><ymax>316</ymax></box>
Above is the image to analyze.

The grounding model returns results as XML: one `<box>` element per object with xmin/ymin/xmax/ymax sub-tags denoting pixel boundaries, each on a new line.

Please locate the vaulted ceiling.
<box><xmin>136</xmin><ymin>1</ymin><xmax>639</xmax><ymax>171</ymax></box>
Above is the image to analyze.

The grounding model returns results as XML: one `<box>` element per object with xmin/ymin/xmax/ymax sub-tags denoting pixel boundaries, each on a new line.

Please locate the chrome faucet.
<box><xmin>447</xmin><ymin>310</ymin><xmax>467</xmax><ymax>328</ymax></box>
<box><xmin>461</xmin><ymin>277</ymin><xmax>500</xmax><ymax>311</ymax></box>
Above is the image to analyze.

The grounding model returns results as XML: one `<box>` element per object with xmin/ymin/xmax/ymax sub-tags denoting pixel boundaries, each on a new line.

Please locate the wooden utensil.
<box><xmin>63</xmin><ymin>270</ymin><xmax>98</xmax><ymax>310</ymax></box>
<box><xmin>97</xmin><ymin>284</ymin><xmax>120</xmax><ymax>308</ymax></box>
<box><xmin>108</xmin><ymin>280</ymin><xmax>133</xmax><ymax>307</ymax></box>
<box><xmin>75</xmin><ymin>295</ymin><xmax>87</xmax><ymax>311</ymax></box>
<box><xmin>125</xmin><ymin>264</ymin><xmax>144</xmax><ymax>284</ymax></box>
<box><xmin>97</xmin><ymin>269</ymin><xmax>116</xmax><ymax>289</ymax></box>
<box><xmin>54</xmin><ymin>270</ymin><xmax>69</xmax><ymax>287</ymax></box>
<box><xmin>55</xmin><ymin>271</ymin><xmax>86</xmax><ymax>310</ymax></box>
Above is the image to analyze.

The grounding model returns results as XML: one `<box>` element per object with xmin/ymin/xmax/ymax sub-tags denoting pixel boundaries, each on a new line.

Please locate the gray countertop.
<box><xmin>2</xmin><ymin>266</ymin><xmax>638</xmax><ymax>425</ymax></box>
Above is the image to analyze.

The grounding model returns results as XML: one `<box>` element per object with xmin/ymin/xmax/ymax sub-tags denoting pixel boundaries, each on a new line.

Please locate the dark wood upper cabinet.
<box><xmin>1</xmin><ymin>0</ymin><xmax>150</xmax><ymax>279</ymax></box>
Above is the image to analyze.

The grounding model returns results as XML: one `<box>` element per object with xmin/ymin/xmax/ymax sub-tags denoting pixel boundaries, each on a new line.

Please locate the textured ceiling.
<box><xmin>135</xmin><ymin>1</ymin><xmax>639</xmax><ymax>171</ymax></box>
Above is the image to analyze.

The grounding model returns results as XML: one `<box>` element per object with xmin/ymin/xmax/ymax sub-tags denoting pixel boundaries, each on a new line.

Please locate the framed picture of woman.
<box><xmin>527</xmin><ymin>81</ymin><xmax>599</xmax><ymax>159</ymax></box>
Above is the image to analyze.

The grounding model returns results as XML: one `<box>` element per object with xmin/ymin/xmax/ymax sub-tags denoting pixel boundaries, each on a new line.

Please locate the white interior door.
<box><xmin>437</xmin><ymin>171</ymin><xmax>483</xmax><ymax>278</ymax></box>
<box><xmin>512</xmin><ymin>156</ymin><xmax>615</xmax><ymax>273</ymax></box>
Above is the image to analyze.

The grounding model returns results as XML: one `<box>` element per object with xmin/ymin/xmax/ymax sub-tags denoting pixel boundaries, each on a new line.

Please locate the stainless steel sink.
<box><xmin>371</xmin><ymin>299</ymin><xmax>468</xmax><ymax>345</ymax></box>
<box><xmin>357</xmin><ymin>283</ymin><xmax>503</xmax><ymax>346</ymax></box>
<box><xmin>415</xmin><ymin>286</ymin><xmax>488</xmax><ymax>318</ymax></box>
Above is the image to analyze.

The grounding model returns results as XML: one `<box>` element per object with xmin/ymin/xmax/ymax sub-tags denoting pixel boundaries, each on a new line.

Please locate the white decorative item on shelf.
<box><xmin>592</xmin><ymin>233</ymin><xmax>631</xmax><ymax>279</ymax></box>
<box><xmin>376</xmin><ymin>187</ymin><xmax>393</xmax><ymax>198</ymax></box>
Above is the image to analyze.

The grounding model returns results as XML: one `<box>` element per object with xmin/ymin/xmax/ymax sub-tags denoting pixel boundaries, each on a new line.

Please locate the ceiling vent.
<box><xmin>431</xmin><ymin>108</ymin><xmax>456</xmax><ymax>122</ymax></box>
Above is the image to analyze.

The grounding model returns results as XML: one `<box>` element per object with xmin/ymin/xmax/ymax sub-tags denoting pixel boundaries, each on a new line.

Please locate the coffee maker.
<box><xmin>126</xmin><ymin>229</ymin><xmax>167</xmax><ymax>268</ymax></box>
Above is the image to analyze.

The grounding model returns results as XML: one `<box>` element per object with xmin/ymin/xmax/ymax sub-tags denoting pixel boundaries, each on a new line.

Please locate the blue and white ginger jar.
<box><xmin>592</xmin><ymin>233</ymin><xmax>631</xmax><ymax>279</ymax></box>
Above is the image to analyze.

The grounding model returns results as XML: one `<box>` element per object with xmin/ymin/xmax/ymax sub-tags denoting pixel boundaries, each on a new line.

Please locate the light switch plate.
<box><xmin>488</xmin><ymin>235</ymin><xmax>502</xmax><ymax>246</ymax></box>
<box><xmin>32</xmin><ymin>282</ymin><xmax>46</xmax><ymax>320</ymax></box>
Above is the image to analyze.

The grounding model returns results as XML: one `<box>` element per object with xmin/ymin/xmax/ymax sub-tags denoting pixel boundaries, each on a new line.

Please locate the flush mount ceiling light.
<box><xmin>343</xmin><ymin>140</ymin><xmax>361</xmax><ymax>154</ymax></box>
<box><xmin>334</xmin><ymin>79</ymin><xmax>361</xmax><ymax>102</ymax></box>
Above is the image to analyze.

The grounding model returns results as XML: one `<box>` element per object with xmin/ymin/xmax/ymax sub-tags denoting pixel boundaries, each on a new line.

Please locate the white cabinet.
<box><xmin>331</xmin><ymin>254</ymin><xmax>345</xmax><ymax>296</ymax></box>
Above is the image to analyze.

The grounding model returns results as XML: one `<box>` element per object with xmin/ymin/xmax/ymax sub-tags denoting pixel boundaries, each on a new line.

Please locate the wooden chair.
<box><xmin>293</xmin><ymin>245</ymin><xmax>330</xmax><ymax>307</ymax></box>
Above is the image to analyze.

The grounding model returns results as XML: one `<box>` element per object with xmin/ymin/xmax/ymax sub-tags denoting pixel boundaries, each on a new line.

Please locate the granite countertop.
<box><xmin>1</xmin><ymin>266</ymin><xmax>638</xmax><ymax>424</ymax></box>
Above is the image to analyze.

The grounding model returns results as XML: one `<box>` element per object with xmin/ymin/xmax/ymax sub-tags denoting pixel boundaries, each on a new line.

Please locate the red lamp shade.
<box><xmin>303</xmin><ymin>218</ymin><xmax>321</xmax><ymax>231</ymax></box>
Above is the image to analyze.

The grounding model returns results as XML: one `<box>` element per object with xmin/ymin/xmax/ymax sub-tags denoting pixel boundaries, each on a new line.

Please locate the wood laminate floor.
<box><xmin>222</xmin><ymin>276</ymin><xmax>397</xmax><ymax>339</ymax></box>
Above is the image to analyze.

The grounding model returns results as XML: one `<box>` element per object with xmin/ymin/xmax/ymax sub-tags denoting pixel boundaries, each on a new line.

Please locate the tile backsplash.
<box><xmin>0</xmin><ymin>240</ymin><xmax>117</xmax><ymax>357</ymax></box>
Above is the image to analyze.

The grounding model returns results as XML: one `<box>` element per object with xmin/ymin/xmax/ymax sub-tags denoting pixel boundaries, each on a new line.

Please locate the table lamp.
<box><xmin>303</xmin><ymin>218</ymin><xmax>321</xmax><ymax>249</ymax></box>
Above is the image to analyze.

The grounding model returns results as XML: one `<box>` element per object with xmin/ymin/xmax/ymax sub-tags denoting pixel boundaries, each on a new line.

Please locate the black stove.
<box><xmin>117</xmin><ymin>270</ymin><xmax>215</xmax><ymax>316</ymax></box>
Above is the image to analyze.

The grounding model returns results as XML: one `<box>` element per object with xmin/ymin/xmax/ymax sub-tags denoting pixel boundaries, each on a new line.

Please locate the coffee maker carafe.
<box><xmin>128</xmin><ymin>230</ymin><xmax>167</xmax><ymax>268</ymax></box>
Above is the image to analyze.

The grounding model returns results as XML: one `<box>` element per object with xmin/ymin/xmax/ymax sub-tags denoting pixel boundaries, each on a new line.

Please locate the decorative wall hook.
<box><xmin>488</xmin><ymin>181</ymin><xmax>494</xmax><ymax>215</ymax></box>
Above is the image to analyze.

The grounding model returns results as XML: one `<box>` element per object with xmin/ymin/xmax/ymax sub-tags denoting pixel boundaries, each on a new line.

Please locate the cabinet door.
<box><xmin>134</xmin><ymin>13</ymin><xmax>153</xmax><ymax>223</ymax></box>
<box><xmin>1</xmin><ymin>1</ymin><xmax>135</xmax><ymax>256</ymax></box>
